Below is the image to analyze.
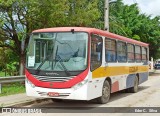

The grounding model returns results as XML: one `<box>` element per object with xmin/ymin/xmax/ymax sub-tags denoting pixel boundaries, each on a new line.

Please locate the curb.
<box><xmin>3</xmin><ymin>98</ymin><xmax>50</xmax><ymax>107</ymax></box>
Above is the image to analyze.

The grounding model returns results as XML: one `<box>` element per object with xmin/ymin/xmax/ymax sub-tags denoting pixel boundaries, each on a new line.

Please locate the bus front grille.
<box><xmin>33</xmin><ymin>75</ymin><xmax>74</xmax><ymax>82</ymax></box>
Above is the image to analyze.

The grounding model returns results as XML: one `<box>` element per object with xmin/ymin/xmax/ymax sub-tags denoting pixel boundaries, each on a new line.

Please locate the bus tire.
<box><xmin>97</xmin><ymin>80</ymin><xmax>110</xmax><ymax>104</ymax></box>
<box><xmin>128</xmin><ymin>75</ymin><xmax>139</xmax><ymax>93</ymax></box>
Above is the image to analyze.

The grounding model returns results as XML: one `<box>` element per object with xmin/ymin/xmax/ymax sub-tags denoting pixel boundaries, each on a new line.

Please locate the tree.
<box><xmin>0</xmin><ymin>0</ymin><xmax>100</xmax><ymax>75</ymax></box>
<box><xmin>0</xmin><ymin>47</ymin><xmax>18</xmax><ymax>76</ymax></box>
<box><xmin>0</xmin><ymin>48</ymin><xmax>6</xmax><ymax>71</ymax></box>
<box><xmin>95</xmin><ymin>0</ymin><xmax>160</xmax><ymax>59</ymax></box>
<box><xmin>137</xmin><ymin>16</ymin><xmax>160</xmax><ymax>59</ymax></box>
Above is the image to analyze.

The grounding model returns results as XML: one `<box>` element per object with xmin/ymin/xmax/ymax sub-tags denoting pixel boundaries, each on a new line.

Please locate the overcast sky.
<box><xmin>122</xmin><ymin>0</ymin><xmax>160</xmax><ymax>17</ymax></box>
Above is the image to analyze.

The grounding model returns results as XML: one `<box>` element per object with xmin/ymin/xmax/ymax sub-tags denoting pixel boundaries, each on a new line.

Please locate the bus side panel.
<box><xmin>139</xmin><ymin>72</ymin><xmax>149</xmax><ymax>84</ymax></box>
<box><xmin>110</xmin><ymin>74</ymin><xmax>128</xmax><ymax>93</ymax></box>
<box><xmin>126</xmin><ymin>74</ymin><xmax>136</xmax><ymax>89</ymax></box>
<box><xmin>126</xmin><ymin>72</ymin><xmax>148</xmax><ymax>89</ymax></box>
<box><xmin>87</xmin><ymin>72</ymin><xmax>105</xmax><ymax>100</ymax></box>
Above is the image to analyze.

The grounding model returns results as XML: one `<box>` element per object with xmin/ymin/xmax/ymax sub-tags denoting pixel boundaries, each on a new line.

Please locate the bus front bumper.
<box><xmin>25</xmin><ymin>78</ymin><xmax>90</xmax><ymax>100</ymax></box>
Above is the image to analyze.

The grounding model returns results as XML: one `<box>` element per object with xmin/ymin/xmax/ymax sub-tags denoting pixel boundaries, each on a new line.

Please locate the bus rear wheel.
<box><xmin>128</xmin><ymin>75</ymin><xmax>139</xmax><ymax>93</ymax></box>
<box><xmin>97</xmin><ymin>80</ymin><xmax>110</xmax><ymax>104</ymax></box>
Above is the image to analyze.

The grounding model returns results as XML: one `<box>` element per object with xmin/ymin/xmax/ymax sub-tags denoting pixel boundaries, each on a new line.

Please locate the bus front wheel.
<box><xmin>97</xmin><ymin>80</ymin><xmax>110</xmax><ymax>104</ymax></box>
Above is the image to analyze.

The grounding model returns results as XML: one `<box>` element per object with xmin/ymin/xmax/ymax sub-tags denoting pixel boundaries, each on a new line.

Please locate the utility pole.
<box><xmin>104</xmin><ymin>0</ymin><xmax>109</xmax><ymax>31</ymax></box>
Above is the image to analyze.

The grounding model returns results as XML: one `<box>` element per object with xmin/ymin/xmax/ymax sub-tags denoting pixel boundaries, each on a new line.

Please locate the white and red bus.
<box><xmin>25</xmin><ymin>27</ymin><xmax>149</xmax><ymax>104</ymax></box>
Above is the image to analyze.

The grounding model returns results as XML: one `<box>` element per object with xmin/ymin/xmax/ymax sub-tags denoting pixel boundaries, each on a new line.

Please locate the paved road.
<box><xmin>1</xmin><ymin>70</ymin><xmax>160</xmax><ymax>116</ymax></box>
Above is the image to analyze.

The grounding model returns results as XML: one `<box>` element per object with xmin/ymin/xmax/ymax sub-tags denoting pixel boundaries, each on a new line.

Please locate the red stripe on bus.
<box><xmin>25</xmin><ymin>68</ymin><xmax>89</xmax><ymax>89</ymax></box>
<box><xmin>111</xmin><ymin>81</ymin><xmax>119</xmax><ymax>93</ymax></box>
<box><xmin>33</xmin><ymin>27</ymin><xmax>148</xmax><ymax>47</ymax></box>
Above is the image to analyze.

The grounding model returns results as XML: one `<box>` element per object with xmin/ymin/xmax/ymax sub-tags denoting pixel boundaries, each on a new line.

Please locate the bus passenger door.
<box><xmin>89</xmin><ymin>34</ymin><xmax>104</xmax><ymax>98</ymax></box>
<box><xmin>91</xmin><ymin>34</ymin><xmax>103</xmax><ymax>71</ymax></box>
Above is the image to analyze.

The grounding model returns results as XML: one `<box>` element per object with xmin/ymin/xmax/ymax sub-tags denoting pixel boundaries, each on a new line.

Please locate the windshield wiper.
<box><xmin>55</xmin><ymin>55</ymin><xmax>70</xmax><ymax>76</ymax></box>
<box><xmin>37</xmin><ymin>54</ymin><xmax>52</xmax><ymax>70</ymax></box>
<box><xmin>53</xmin><ymin>45</ymin><xmax>70</xmax><ymax>76</ymax></box>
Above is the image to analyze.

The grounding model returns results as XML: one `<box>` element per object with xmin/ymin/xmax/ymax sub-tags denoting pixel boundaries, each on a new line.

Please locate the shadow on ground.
<box><xmin>29</xmin><ymin>85</ymin><xmax>150</xmax><ymax>108</ymax></box>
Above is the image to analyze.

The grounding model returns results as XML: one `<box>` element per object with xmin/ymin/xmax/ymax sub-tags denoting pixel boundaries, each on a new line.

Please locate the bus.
<box><xmin>25</xmin><ymin>27</ymin><xmax>149</xmax><ymax>104</ymax></box>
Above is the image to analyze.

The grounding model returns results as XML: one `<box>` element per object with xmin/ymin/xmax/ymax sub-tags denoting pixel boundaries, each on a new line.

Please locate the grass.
<box><xmin>0</xmin><ymin>82</ymin><xmax>25</xmax><ymax>97</ymax></box>
<box><xmin>0</xmin><ymin>72</ymin><xmax>25</xmax><ymax>96</ymax></box>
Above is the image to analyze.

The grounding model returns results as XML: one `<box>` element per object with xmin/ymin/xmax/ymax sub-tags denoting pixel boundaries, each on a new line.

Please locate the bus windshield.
<box><xmin>26</xmin><ymin>32</ymin><xmax>88</xmax><ymax>72</ymax></box>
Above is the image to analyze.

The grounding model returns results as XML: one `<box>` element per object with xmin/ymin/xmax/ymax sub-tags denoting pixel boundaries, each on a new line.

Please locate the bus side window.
<box><xmin>117</xmin><ymin>41</ymin><xmax>127</xmax><ymax>62</ymax></box>
<box><xmin>127</xmin><ymin>43</ymin><xmax>135</xmax><ymax>62</ymax></box>
<box><xmin>105</xmin><ymin>39</ymin><xmax>116</xmax><ymax>62</ymax></box>
<box><xmin>91</xmin><ymin>34</ymin><xmax>103</xmax><ymax>71</ymax></box>
<box><xmin>142</xmin><ymin>47</ymin><xmax>147</xmax><ymax>63</ymax></box>
<box><xmin>135</xmin><ymin>45</ymin><xmax>141</xmax><ymax>62</ymax></box>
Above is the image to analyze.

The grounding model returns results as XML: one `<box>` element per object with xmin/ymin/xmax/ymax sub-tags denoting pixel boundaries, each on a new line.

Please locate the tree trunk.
<box><xmin>19</xmin><ymin>39</ymin><xmax>26</xmax><ymax>75</ymax></box>
<box><xmin>19</xmin><ymin>54</ymin><xmax>25</xmax><ymax>75</ymax></box>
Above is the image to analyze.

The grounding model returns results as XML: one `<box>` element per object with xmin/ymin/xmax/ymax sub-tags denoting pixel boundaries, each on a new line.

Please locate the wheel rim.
<box><xmin>102</xmin><ymin>84</ymin><xmax>110</xmax><ymax>100</ymax></box>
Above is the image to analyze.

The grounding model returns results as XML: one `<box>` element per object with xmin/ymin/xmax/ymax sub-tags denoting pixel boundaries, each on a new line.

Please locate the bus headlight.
<box><xmin>26</xmin><ymin>78</ymin><xmax>35</xmax><ymax>88</ymax></box>
<box><xmin>73</xmin><ymin>79</ymin><xmax>88</xmax><ymax>90</ymax></box>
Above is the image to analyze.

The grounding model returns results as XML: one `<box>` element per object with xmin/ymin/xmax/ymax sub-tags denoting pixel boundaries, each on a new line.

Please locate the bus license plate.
<box><xmin>48</xmin><ymin>92</ymin><xmax>59</xmax><ymax>97</ymax></box>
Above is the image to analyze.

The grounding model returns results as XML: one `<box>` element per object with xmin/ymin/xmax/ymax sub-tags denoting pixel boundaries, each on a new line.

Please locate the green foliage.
<box><xmin>0</xmin><ymin>47</ymin><xmax>19</xmax><ymax>76</ymax></box>
<box><xmin>0</xmin><ymin>72</ymin><xmax>7</xmax><ymax>77</ymax></box>
<box><xmin>132</xmin><ymin>35</ymin><xmax>140</xmax><ymax>41</ymax></box>
<box><xmin>5</xmin><ymin>61</ymin><xmax>19</xmax><ymax>76</ymax></box>
<box><xmin>95</xmin><ymin>0</ymin><xmax>160</xmax><ymax>59</ymax></box>
<box><xmin>0</xmin><ymin>0</ymin><xmax>100</xmax><ymax>74</ymax></box>
<box><xmin>0</xmin><ymin>0</ymin><xmax>160</xmax><ymax>66</ymax></box>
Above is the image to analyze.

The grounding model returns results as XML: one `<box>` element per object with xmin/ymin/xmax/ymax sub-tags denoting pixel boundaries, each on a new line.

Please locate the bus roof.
<box><xmin>33</xmin><ymin>27</ymin><xmax>149</xmax><ymax>47</ymax></box>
